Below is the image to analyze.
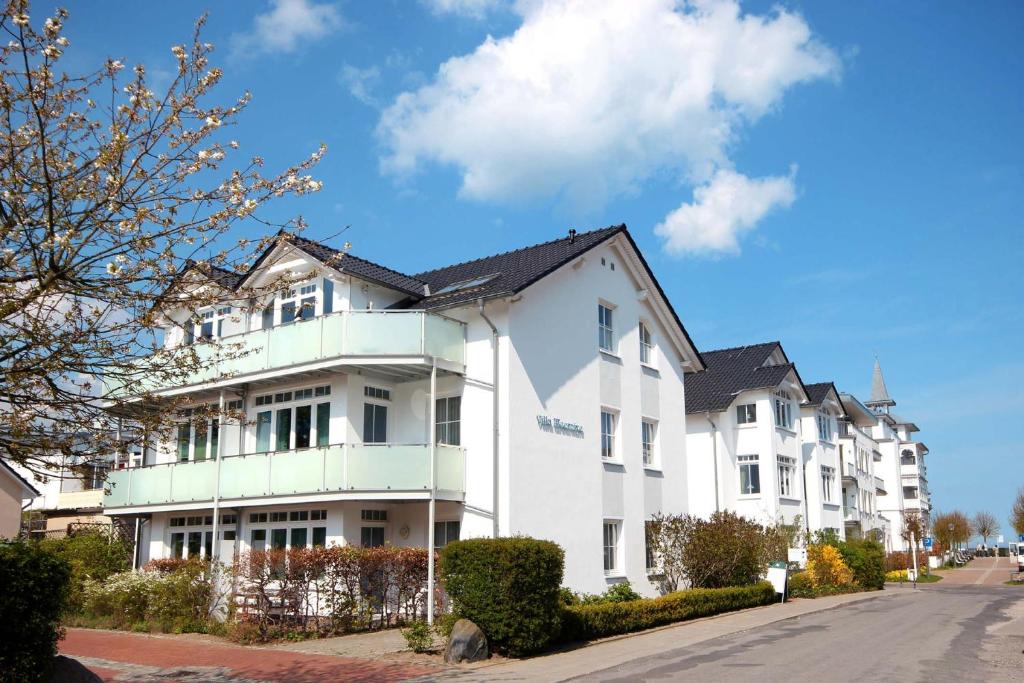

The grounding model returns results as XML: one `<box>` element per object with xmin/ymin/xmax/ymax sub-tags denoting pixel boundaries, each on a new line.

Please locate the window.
<box><xmin>363</xmin><ymin>403</ymin><xmax>388</xmax><ymax>443</ymax></box>
<box><xmin>250</xmin><ymin>529</ymin><xmax>266</xmax><ymax>551</ymax></box>
<box><xmin>248</xmin><ymin>512</ymin><xmax>267</xmax><ymax>524</ymax></box>
<box><xmin>187</xmin><ymin>531</ymin><xmax>202</xmax><ymax>558</ymax></box>
<box><xmin>311</xmin><ymin>509</ymin><xmax>327</xmax><ymax>521</ymax></box>
<box><xmin>262</xmin><ymin>304</ymin><xmax>274</xmax><ymax>330</ymax></box>
<box><xmin>289</xmin><ymin>510</ymin><xmax>309</xmax><ymax>522</ymax></box>
<box><xmin>603</xmin><ymin>521</ymin><xmax>619</xmax><ymax>574</ymax></box>
<box><xmin>316</xmin><ymin>403</ymin><xmax>331</xmax><ymax>447</ymax></box>
<box><xmin>298</xmin><ymin>284</ymin><xmax>316</xmax><ymax>321</ymax></box>
<box><xmin>221</xmin><ymin>514</ymin><xmax>237</xmax><ymax>525</ymax></box>
<box><xmin>269</xmin><ymin>511</ymin><xmax>288</xmax><ymax>523</ymax></box>
<box><xmin>738</xmin><ymin>455</ymin><xmax>760</xmax><ymax>495</ymax></box>
<box><xmin>436</xmin><ymin>396</ymin><xmax>461</xmax><ymax>446</ymax></box>
<box><xmin>199</xmin><ymin>309</ymin><xmax>215</xmax><ymax>340</ymax></box>
<box><xmin>600</xmin><ymin>410</ymin><xmax>616</xmax><ymax>460</ymax></box>
<box><xmin>170</xmin><ymin>533</ymin><xmax>185</xmax><ymax>558</ymax></box>
<box><xmin>645</xmin><ymin>520</ymin><xmax>657</xmax><ymax>572</ymax></box>
<box><xmin>639</xmin><ymin>322</ymin><xmax>653</xmax><ymax>364</ymax></box>
<box><xmin>84</xmin><ymin>464</ymin><xmax>108</xmax><ymax>490</ymax></box>
<box><xmin>223</xmin><ymin>530</ymin><xmax>236</xmax><ymax>541</ymax></box>
<box><xmin>901</xmin><ymin>449</ymin><xmax>916</xmax><ymax>466</ymax></box>
<box><xmin>295</xmin><ymin>404</ymin><xmax>312</xmax><ymax>449</ymax></box>
<box><xmin>774</xmin><ymin>390</ymin><xmax>793</xmax><ymax>430</ymax></box>
<box><xmin>361</xmin><ymin>509</ymin><xmax>387</xmax><ymax>521</ymax></box>
<box><xmin>817</xmin><ymin>410</ymin><xmax>834</xmax><ymax>441</ymax></box>
<box><xmin>361</xmin><ymin>527</ymin><xmax>385</xmax><ymax>548</ymax></box>
<box><xmin>312</xmin><ymin>527</ymin><xmax>327</xmax><ymax>547</ymax></box>
<box><xmin>641</xmin><ymin>420</ymin><xmax>657</xmax><ymax>466</ymax></box>
<box><xmin>434</xmin><ymin>520</ymin><xmax>461</xmax><ymax>548</ymax></box>
<box><xmin>903</xmin><ymin>487</ymin><xmax>918</xmax><ymax>500</ymax></box>
<box><xmin>821</xmin><ymin>466</ymin><xmax>836</xmax><ymax>503</ymax></box>
<box><xmin>275</xmin><ymin>408</ymin><xmax>291</xmax><ymax>451</ymax></box>
<box><xmin>176</xmin><ymin>423</ymin><xmax>190</xmax><ymax>462</ymax></box>
<box><xmin>598</xmin><ymin>304</ymin><xmax>615</xmax><ymax>352</ymax></box>
<box><xmin>290</xmin><ymin>528</ymin><xmax>308</xmax><ymax>549</ymax></box>
<box><xmin>255</xmin><ymin>411</ymin><xmax>272</xmax><ymax>452</ymax></box>
<box><xmin>778</xmin><ymin>456</ymin><xmax>796</xmax><ymax>497</ymax></box>
<box><xmin>736</xmin><ymin>403</ymin><xmax>757</xmax><ymax>425</ymax></box>
<box><xmin>364</xmin><ymin>386</ymin><xmax>391</xmax><ymax>401</ymax></box>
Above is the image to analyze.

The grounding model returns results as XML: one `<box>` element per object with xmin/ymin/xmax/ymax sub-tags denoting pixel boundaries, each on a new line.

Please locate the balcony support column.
<box><xmin>427</xmin><ymin>361</ymin><xmax>437</xmax><ymax>626</ymax></box>
<box><xmin>211</xmin><ymin>390</ymin><xmax>225</xmax><ymax>563</ymax></box>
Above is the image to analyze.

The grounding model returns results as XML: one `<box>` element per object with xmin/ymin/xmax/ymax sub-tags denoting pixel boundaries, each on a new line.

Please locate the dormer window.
<box><xmin>196</xmin><ymin>306</ymin><xmax>231</xmax><ymax>341</ymax></box>
<box><xmin>773</xmin><ymin>390</ymin><xmax>793</xmax><ymax>430</ymax></box>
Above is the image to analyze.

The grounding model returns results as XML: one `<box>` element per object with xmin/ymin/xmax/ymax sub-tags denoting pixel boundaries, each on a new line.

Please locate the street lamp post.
<box><xmin>948</xmin><ymin>523</ymin><xmax>955</xmax><ymax>555</ymax></box>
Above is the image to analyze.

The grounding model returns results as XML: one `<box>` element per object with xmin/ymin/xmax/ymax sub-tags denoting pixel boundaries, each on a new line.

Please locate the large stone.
<box><xmin>50</xmin><ymin>656</ymin><xmax>103</xmax><ymax>683</ymax></box>
<box><xmin>444</xmin><ymin>618</ymin><xmax>489</xmax><ymax>663</ymax></box>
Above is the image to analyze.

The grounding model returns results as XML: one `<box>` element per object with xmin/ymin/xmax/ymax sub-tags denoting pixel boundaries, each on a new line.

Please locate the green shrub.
<box><xmin>40</xmin><ymin>530</ymin><xmax>132</xmax><ymax>610</ymax></box>
<box><xmin>402</xmin><ymin>620</ymin><xmax>433</xmax><ymax>653</ymax></box>
<box><xmin>838</xmin><ymin>539</ymin><xmax>885</xmax><ymax>590</ymax></box>
<box><xmin>440</xmin><ymin>537</ymin><xmax>564</xmax><ymax>656</ymax></box>
<box><xmin>787</xmin><ymin>571</ymin><xmax>813</xmax><ymax>597</ymax></box>
<box><xmin>434</xmin><ymin>611</ymin><xmax>460</xmax><ymax>639</ymax></box>
<box><xmin>0</xmin><ymin>540</ymin><xmax>72</xmax><ymax>683</ymax></box>
<box><xmin>679</xmin><ymin>511</ymin><xmax>770</xmax><ymax>588</ymax></box>
<box><xmin>560</xmin><ymin>582</ymin><xmax>776</xmax><ymax>642</ymax></box>
<box><xmin>565</xmin><ymin>581</ymin><xmax>644</xmax><ymax>606</ymax></box>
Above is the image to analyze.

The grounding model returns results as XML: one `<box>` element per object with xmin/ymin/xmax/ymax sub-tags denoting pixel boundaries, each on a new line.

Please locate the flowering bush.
<box><xmin>81</xmin><ymin>559</ymin><xmax>217</xmax><ymax>632</ymax></box>
<box><xmin>806</xmin><ymin>544</ymin><xmax>854</xmax><ymax>588</ymax></box>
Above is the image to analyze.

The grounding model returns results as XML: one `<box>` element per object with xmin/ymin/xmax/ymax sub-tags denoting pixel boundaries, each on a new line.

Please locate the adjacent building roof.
<box><xmin>0</xmin><ymin>460</ymin><xmax>40</xmax><ymax>498</ymax></box>
<box><xmin>804</xmin><ymin>382</ymin><xmax>836</xmax><ymax>407</ymax></box>
<box><xmin>684</xmin><ymin>342</ymin><xmax>803</xmax><ymax>414</ymax></box>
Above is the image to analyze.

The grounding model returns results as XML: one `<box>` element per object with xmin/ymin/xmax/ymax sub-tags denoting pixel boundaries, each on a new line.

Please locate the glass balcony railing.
<box><xmin>103</xmin><ymin>443</ymin><xmax>465</xmax><ymax>509</ymax></box>
<box><xmin>107</xmin><ymin>310</ymin><xmax>466</xmax><ymax>396</ymax></box>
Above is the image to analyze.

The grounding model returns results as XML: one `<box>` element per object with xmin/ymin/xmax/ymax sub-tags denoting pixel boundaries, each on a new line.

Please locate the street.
<box><xmin>574</xmin><ymin>585</ymin><xmax>1023</xmax><ymax>682</ymax></box>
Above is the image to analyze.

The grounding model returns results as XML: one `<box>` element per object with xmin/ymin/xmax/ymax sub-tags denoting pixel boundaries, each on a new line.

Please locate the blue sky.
<box><xmin>60</xmin><ymin>1</ymin><xmax>1022</xmax><ymax>534</ymax></box>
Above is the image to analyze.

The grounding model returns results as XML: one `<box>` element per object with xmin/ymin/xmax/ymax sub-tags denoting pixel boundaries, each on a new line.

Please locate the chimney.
<box><xmin>568</xmin><ymin>228</ymin><xmax>577</xmax><ymax>243</ymax></box>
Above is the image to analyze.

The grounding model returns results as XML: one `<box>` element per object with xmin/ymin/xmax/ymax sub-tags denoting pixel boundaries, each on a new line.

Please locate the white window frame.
<box><xmin>777</xmin><ymin>455</ymin><xmax>797</xmax><ymax>498</ymax></box>
<box><xmin>434</xmin><ymin>519</ymin><xmax>461</xmax><ymax>549</ymax></box>
<box><xmin>244</xmin><ymin>508</ymin><xmax>329</xmax><ymax>553</ymax></box>
<box><xmin>603</xmin><ymin>520</ymin><xmax>621</xmax><ymax>575</ymax></box>
<box><xmin>817</xmin><ymin>409</ymin><xmax>834</xmax><ymax>441</ymax></box>
<box><xmin>821</xmin><ymin>465</ymin><xmax>836</xmax><ymax>503</ymax></box>
<box><xmin>736</xmin><ymin>403</ymin><xmax>757</xmax><ymax>425</ymax></box>
<box><xmin>435</xmin><ymin>395</ymin><xmax>462</xmax><ymax>446</ymax></box>
<box><xmin>600</xmin><ymin>409</ymin><xmax>618</xmax><ymax>461</ymax></box>
<box><xmin>641</xmin><ymin>419</ymin><xmax>657</xmax><ymax>467</ymax></box>
<box><xmin>250</xmin><ymin>385</ymin><xmax>331</xmax><ymax>452</ymax></box>
<box><xmin>639</xmin><ymin>321</ymin><xmax>654</xmax><ymax>366</ymax></box>
<box><xmin>738</xmin><ymin>454</ymin><xmax>760</xmax><ymax>496</ymax></box>
<box><xmin>598</xmin><ymin>303</ymin><xmax>616</xmax><ymax>353</ymax></box>
<box><xmin>774</xmin><ymin>390</ymin><xmax>794</xmax><ymax>430</ymax></box>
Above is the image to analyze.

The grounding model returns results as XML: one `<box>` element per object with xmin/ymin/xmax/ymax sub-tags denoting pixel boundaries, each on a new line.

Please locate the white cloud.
<box><xmin>340</xmin><ymin>64</ymin><xmax>382</xmax><ymax>107</ymax></box>
<box><xmin>423</xmin><ymin>0</ymin><xmax>504</xmax><ymax>18</ymax></box>
<box><xmin>655</xmin><ymin>169</ymin><xmax>796</xmax><ymax>257</ymax></box>
<box><xmin>231</xmin><ymin>0</ymin><xmax>342</xmax><ymax>58</ymax></box>
<box><xmin>378</xmin><ymin>0</ymin><xmax>838</xmax><ymax>216</ymax></box>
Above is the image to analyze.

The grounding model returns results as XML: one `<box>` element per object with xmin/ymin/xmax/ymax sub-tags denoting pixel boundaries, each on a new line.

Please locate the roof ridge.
<box><xmin>413</xmin><ymin>224</ymin><xmax>624</xmax><ymax>278</ymax></box>
<box><xmin>284</xmin><ymin>232</ymin><xmax>427</xmax><ymax>285</ymax></box>
<box><xmin>701</xmin><ymin>341</ymin><xmax>780</xmax><ymax>356</ymax></box>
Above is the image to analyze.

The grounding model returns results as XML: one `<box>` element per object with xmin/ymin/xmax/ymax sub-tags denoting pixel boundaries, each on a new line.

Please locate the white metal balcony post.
<box><xmin>427</xmin><ymin>361</ymin><xmax>437</xmax><ymax>625</ymax></box>
<box><xmin>211</xmin><ymin>390</ymin><xmax>225</xmax><ymax>562</ymax></box>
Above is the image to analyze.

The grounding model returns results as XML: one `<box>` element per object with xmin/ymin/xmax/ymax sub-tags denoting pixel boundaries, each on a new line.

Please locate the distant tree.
<box><xmin>901</xmin><ymin>511</ymin><xmax>926</xmax><ymax>550</ymax></box>
<box><xmin>971</xmin><ymin>511</ymin><xmax>999</xmax><ymax>547</ymax></box>
<box><xmin>933</xmin><ymin>510</ymin><xmax>971</xmax><ymax>551</ymax></box>
<box><xmin>1011</xmin><ymin>487</ymin><xmax>1024</xmax><ymax>537</ymax></box>
<box><xmin>0</xmin><ymin>3</ymin><xmax>329</xmax><ymax>479</ymax></box>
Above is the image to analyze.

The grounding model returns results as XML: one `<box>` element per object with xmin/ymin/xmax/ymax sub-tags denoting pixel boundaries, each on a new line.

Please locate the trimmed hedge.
<box><xmin>559</xmin><ymin>582</ymin><xmax>776</xmax><ymax>642</ymax></box>
<box><xmin>440</xmin><ymin>537</ymin><xmax>564</xmax><ymax>656</ymax></box>
<box><xmin>0</xmin><ymin>540</ymin><xmax>72</xmax><ymax>683</ymax></box>
<box><xmin>837</xmin><ymin>539</ymin><xmax>885</xmax><ymax>591</ymax></box>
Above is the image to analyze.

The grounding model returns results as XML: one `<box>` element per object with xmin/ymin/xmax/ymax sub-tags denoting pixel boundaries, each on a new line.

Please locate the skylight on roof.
<box><xmin>434</xmin><ymin>273</ymin><xmax>499</xmax><ymax>295</ymax></box>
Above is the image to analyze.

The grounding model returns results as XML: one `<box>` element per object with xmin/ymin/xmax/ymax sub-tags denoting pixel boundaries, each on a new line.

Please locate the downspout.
<box><xmin>478</xmin><ymin>299</ymin><xmax>500</xmax><ymax>538</ymax></box>
<box><xmin>704</xmin><ymin>412</ymin><xmax>720</xmax><ymax>513</ymax></box>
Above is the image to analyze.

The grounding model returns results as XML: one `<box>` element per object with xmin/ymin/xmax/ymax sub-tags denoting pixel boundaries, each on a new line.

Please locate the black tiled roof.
<box><xmin>804</xmin><ymin>382</ymin><xmax>836</xmax><ymax>407</ymax></box>
<box><xmin>283</xmin><ymin>233</ymin><xmax>428</xmax><ymax>297</ymax></box>
<box><xmin>684</xmin><ymin>342</ymin><xmax>796</xmax><ymax>414</ymax></box>
<box><xmin>180</xmin><ymin>260</ymin><xmax>243</xmax><ymax>290</ymax></box>
<box><xmin>407</xmin><ymin>225</ymin><xmax>625</xmax><ymax>310</ymax></box>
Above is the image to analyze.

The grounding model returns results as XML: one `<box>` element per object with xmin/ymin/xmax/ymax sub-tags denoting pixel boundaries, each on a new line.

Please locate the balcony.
<box><xmin>107</xmin><ymin>310</ymin><xmax>466</xmax><ymax>398</ymax></box>
<box><xmin>874</xmin><ymin>476</ymin><xmax>886</xmax><ymax>494</ymax></box>
<box><xmin>103</xmin><ymin>443</ymin><xmax>465</xmax><ymax>511</ymax></box>
<box><xmin>57</xmin><ymin>489</ymin><xmax>105</xmax><ymax>511</ymax></box>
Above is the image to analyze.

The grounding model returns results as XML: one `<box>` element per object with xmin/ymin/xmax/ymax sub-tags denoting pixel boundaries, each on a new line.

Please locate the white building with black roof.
<box><xmin>102</xmin><ymin>224</ymin><xmax>705</xmax><ymax>598</ymax></box>
<box><xmin>682</xmin><ymin>342</ymin><xmax>846</xmax><ymax>536</ymax></box>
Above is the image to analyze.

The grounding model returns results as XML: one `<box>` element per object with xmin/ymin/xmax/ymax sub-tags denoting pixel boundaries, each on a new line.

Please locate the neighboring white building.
<box><xmin>862</xmin><ymin>360</ymin><xmax>931</xmax><ymax>551</ymax></box>
<box><xmin>837</xmin><ymin>393</ymin><xmax>890</xmax><ymax>547</ymax></box>
<box><xmin>682</xmin><ymin>342</ymin><xmax>846</xmax><ymax>538</ymax></box>
<box><xmin>102</xmin><ymin>225</ymin><xmax>704</xmax><ymax>596</ymax></box>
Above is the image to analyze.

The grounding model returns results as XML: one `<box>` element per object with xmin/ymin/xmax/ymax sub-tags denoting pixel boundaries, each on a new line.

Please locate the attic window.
<box><xmin>434</xmin><ymin>274</ymin><xmax>499</xmax><ymax>295</ymax></box>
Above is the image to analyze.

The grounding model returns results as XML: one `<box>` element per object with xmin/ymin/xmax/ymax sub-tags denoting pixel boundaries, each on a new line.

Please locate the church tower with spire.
<box><xmin>865</xmin><ymin>357</ymin><xmax>896</xmax><ymax>415</ymax></box>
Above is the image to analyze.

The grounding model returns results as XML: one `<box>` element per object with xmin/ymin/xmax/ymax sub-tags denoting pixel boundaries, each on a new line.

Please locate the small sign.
<box><xmin>1019</xmin><ymin>534</ymin><xmax>1024</xmax><ymax>543</ymax></box>
<box><xmin>767</xmin><ymin>561</ymin><xmax>787</xmax><ymax>597</ymax></box>
<box><xmin>997</xmin><ymin>535</ymin><xmax>1004</xmax><ymax>544</ymax></box>
<box><xmin>907</xmin><ymin>568</ymin><xmax>917</xmax><ymax>582</ymax></box>
<box><xmin>922</xmin><ymin>537</ymin><xmax>933</xmax><ymax>549</ymax></box>
<box><xmin>788</xmin><ymin>547</ymin><xmax>807</xmax><ymax>566</ymax></box>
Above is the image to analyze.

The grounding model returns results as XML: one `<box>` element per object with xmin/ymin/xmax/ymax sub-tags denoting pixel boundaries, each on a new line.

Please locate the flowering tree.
<box><xmin>0</xmin><ymin>2</ymin><xmax>329</xmax><ymax>479</ymax></box>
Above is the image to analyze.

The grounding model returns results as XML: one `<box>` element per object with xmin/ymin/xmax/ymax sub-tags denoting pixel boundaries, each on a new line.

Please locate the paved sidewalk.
<box><xmin>931</xmin><ymin>556</ymin><xmax>1018</xmax><ymax>586</ymax></box>
<box><xmin>60</xmin><ymin>628</ymin><xmax>440</xmax><ymax>683</ymax></box>
<box><xmin>432</xmin><ymin>589</ymin><xmax>910</xmax><ymax>682</ymax></box>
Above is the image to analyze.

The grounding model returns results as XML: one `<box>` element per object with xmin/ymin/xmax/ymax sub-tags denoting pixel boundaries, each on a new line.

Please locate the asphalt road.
<box><xmin>573</xmin><ymin>586</ymin><xmax>1024</xmax><ymax>683</ymax></box>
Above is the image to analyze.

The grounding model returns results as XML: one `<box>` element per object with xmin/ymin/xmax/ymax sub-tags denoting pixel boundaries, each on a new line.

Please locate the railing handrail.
<box><xmin>107</xmin><ymin>441</ymin><xmax>466</xmax><ymax>473</ymax></box>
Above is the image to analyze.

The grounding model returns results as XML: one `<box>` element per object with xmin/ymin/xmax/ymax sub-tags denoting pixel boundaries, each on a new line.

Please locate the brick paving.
<box><xmin>931</xmin><ymin>556</ymin><xmax>1019</xmax><ymax>587</ymax></box>
<box><xmin>60</xmin><ymin>628</ymin><xmax>441</xmax><ymax>683</ymax></box>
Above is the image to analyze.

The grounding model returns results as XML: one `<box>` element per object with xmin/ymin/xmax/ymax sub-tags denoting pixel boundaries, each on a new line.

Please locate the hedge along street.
<box><xmin>436</xmin><ymin>589</ymin><xmax>910</xmax><ymax>682</ymax></box>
